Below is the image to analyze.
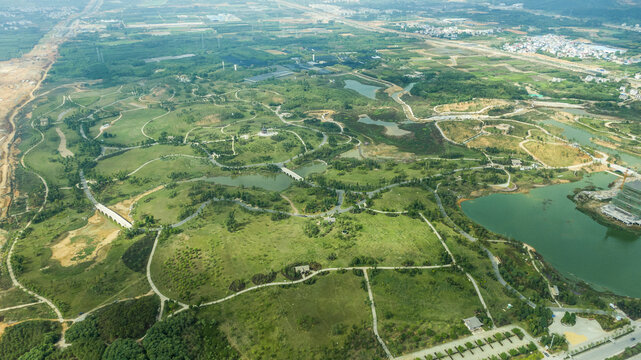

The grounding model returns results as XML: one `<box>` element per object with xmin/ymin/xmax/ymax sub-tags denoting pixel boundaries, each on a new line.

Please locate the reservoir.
<box><xmin>344</xmin><ymin>79</ymin><xmax>381</xmax><ymax>100</ymax></box>
<box><xmin>462</xmin><ymin>172</ymin><xmax>641</xmax><ymax>298</ymax></box>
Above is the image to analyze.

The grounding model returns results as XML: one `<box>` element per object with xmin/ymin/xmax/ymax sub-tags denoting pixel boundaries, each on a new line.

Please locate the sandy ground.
<box><xmin>50</xmin><ymin>211</ymin><xmax>120</xmax><ymax>267</ymax></box>
<box><xmin>549</xmin><ymin>311</ymin><xmax>608</xmax><ymax>349</ymax></box>
<box><xmin>196</xmin><ymin>114</ymin><xmax>221</xmax><ymax>126</ymax></box>
<box><xmin>384</xmin><ymin>85</ymin><xmax>403</xmax><ymax>95</ymax></box>
<box><xmin>263</xmin><ymin>49</ymin><xmax>286</xmax><ymax>55</ymax></box>
<box><xmin>552</xmin><ymin>110</ymin><xmax>577</xmax><ymax>124</ymax></box>
<box><xmin>435</xmin><ymin>99</ymin><xmax>510</xmax><ymax>113</ymax></box>
<box><xmin>506</xmin><ymin>28</ymin><xmax>527</xmax><ymax>35</ymax></box>
<box><xmin>280</xmin><ymin>194</ymin><xmax>299</xmax><ymax>215</ymax></box>
<box><xmin>55</xmin><ymin>128</ymin><xmax>73</xmax><ymax>158</ymax></box>
<box><xmin>0</xmin><ymin>50</ymin><xmax>57</xmax><ymax>217</ymax></box>
<box><xmin>362</xmin><ymin>143</ymin><xmax>414</xmax><ymax>160</ymax></box>
<box><xmin>112</xmin><ymin>185</ymin><xmax>165</xmax><ymax>223</ymax></box>
<box><xmin>306</xmin><ymin>110</ymin><xmax>343</xmax><ymax>127</ymax></box>
<box><xmin>0</xmin><ymin>0</ymin><xmax>99</xmax><ymax>218</ymax></box>
<box><xmin>139</xmin><ymin>86</ymin><xmax>168</xmax><ymax>103</ymax></box>
<box><xmin>523</xmin><ymin>141</ymin><xmax>591</xmax><ymax>167</ymax></box>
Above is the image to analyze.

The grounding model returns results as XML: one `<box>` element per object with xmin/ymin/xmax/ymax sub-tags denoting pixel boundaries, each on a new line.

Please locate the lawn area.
<box><xmin>370</xmin><ymin>268</ymin><xmax>482</xmax><ymax>356</ymax></box>
<box><xmin>321</xmin><ymin>162</ymin><xmax>432</xmax><ymax>190</ymax></box>
<box><xmin>201</xmin><ymin>272</ymin><xmax>384</xmax><ymax>360</ymax></box>
<box><xmin>22</xmin><ymin>126</ymin><xmax>72</xmax><ymax>188</ymax></box>
<box><xmin>0</xmin><ymin>288</ymin><xmax>38</xmax><ymax>308</ymax></box>
<box><xmin>523</xmin><ymin>142</ymin><xmax>591</xmax><ymax>167</ymax></box>
<box><xmin>144</xmin><ymin>103</ymin><xmax>253</xmax><ymax>140</ymax></box>
<box><xmin>99</xmin><ymin>107</ymin><xmax>168</xmax><ymax>145</ymax></box>
<box><xmin>219</xmin><ymin>132</ymin><xmax>306</xmax><ymax>166</ymax></box>
<box><xmin>438</xmin><ymin>120</ymin><xmax>483</xmax><ymax>143</ymax></box>
<box><xmin>468</xmin><ymin>134</ymin><xmax>525</xmax><ymax>154</ymax></box>
<box><xmin>94</xmin><ymin>144</ymin><xmax>201</xmax><ymax>176</ymax></box>
<box><xmin>14</xmin><ymin>209</ymin><xmax>151</xmax><ymax>317</ymax></box>
<box><xmin>124</xmin><ymin>155</ymin><xmax>213</xmax><ymax>181</ymax></box>
<box><xmin>528</xmin><ymin>129</ymin><xmax>557</xmax><ymax>143</ymax></box>
<box><xmin>499</xmin><ymin>120</ymin><xmax>538</xmax><ymax>138</ymax></box>
<box><xmin>151</xmin><ymin>205</ymin><xmax>444</xmax><ymax>303</ymax></box>
<box><xmin>368</xmin><ymin>186</ymin><xmax>438</xmax><ymax>213</ymax></box>
<box><xmin>280</xmin><ymin>183</ymin><xmax>338</xmax><ymax>215</ymax></box>
<box><xmin>0</xmin><ymin>303</ymin><xmax>56</xmax><ymax>322</ymax></box>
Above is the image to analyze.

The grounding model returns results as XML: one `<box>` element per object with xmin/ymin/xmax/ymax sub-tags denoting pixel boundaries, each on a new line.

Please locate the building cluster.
<box><xmin>309</xmin><ymin>3</ymin><xmax>381</xmax><ymax>17</ymax></box>
<box><xmin>396</xmin><ymin>22</ymin><xmax>500</xmax><ymax>39</ymax></box>
<box><xmin>618</xmin><ymin>85</ymin><xmax>641</xmax><ymax>101</ymax></box>
<box><xmin>0</xmin><ymin>7</ymin><xmax>76</xmax><ymax>31</ymax></box>
<box><xmin>583</xmin><ymin>75</ymin><xmax>610</xmax><ymax>83</ymax></box>
<box><xmin>206</xmin><ymin>14</ymin><xmax>241</xmax><ymax>22</ymax></box>
<box><xmin>317</xmin><ymin>0</ymin><xmax>360</xmax><ymax>3</ymax></box>
<box><xmin>309</xmin><ymin>4</ymin><xmax>356</xmax><ymax>16</ymax></box>
<box><xmin>602</xmin><ymin>180</ymin><xmax>641</xmax><ymax>226</ymax></box>
<box><xmin>620</xmin><ymin>23</ymin><xmax>641</xmax><ymax>33</ymax></box>
<box><xmin>0</xmin><ymin>19</ymin><xmax>33</xmax><ymax>31</ymax></box>
<box><xmin>503</xmin><ymin>34</ymin><xmax>627</xmax><ymax>62</ymax></box>
<box><xmin>486</xmin><ymin>3</ymin><xmax>524</xmax><ymax>10</ymax></box>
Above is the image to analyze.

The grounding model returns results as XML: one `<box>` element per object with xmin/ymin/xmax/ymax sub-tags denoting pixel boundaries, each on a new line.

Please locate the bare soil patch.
<box><xmin>139</xmin><ymin>86</ymin><xmax>168</xmax><ymax>103</ymax></box>
<box><xmin>524</xmin><ymin>142</ymin><xmax>591</xmax><ymax>167</ymax></box>
<box><xmin>362</xmin><ymin>143</ymin><xmax>414</xmax><ymax>160</ymax></box>
<box><xmin>55</xmin><ymin>128</ymin><xmax>73</xmax><ymax>158</ymax></box>
<box><xmin>263</xmin><ymin>49</ymin><xmax>286</xmax><ymax>55</ymax></box>
<box><xmin>112</xmin><ymin>185</ymin><xmax>165</xmax><ymax>222</ymax></box>
<box><xmin>435</xmin><ymin>99</ymin><xmax>510</xmax><ymax>113</ymax></box>
<box><xmin>50</xmin><ymin>211</ymin><xmax>121</xmax><ymax>267</ymax></box>
<box><xmin>196</xmin><ymin>113</ymin><xmax>221</xmax><ymax>126</ymax></box>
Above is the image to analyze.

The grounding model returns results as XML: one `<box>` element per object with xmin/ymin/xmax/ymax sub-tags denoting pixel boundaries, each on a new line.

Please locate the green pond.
<box><xmin>462</xmin><ymin>172</ymin><xmax>641</xmax><ymax>298</ymax></box>
<box><xmin>202</xmin><ymin>163</ymin><xmax>327</xmax><ymax>192</ymax></box>
<box><xmin>358</xmin><ymin>115</ymin><xmax>411</xmax><ymax>136</ymax></box>
<box><xmin>344</xmin><ymin>79</ymin><xmax>380</xmax><ymax>99</ymax></box>
<box><xmin>540</xmin><ymin>119</ymin><xmax>641</xmax><ymax>170</ymax></box>
<box><xmin>203</xmin><ymin>174</ymin><xmax>292</xmax><ymax>192</ymax></box>
<box><xmin>292</xmin><ymin>161</ymin><xmax>327</xmax><ymax>177</ymax></box>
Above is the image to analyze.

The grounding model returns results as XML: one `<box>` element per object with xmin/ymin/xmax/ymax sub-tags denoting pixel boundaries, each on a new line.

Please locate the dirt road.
<box><xmin>0</xmin><ymin>0</ymin><xmax>103</xmax><ymax>218</ymax></box>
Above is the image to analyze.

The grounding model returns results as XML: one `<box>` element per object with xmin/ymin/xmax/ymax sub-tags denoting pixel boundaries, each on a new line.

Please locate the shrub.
<box><xmin>229</xmin><ymin>279</ymin><xmax>246</xmax><ymax>292</ymax></box>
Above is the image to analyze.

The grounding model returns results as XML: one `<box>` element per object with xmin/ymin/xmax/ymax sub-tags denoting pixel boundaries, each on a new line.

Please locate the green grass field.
<box><xmin>95</xmin><ymin>144</ymin><xmax>200</xmax><ymax>176</ymax></box>
<box><xmin>368</xmin><ymin>186</ymin><xmax>438</xmax><ymax>213</ymax></box>
<box><xmin>200</xmin><ymin>272</ymin><xmax>384</xmax><ymax>360</ymax></box>
<box><xmin>14</xmin><ymin>209</ymin><xmax>151</xmax><ymax>316</ymax></box>
<box><xmin>151</xmin><ymin>204</ymin><xmax>444</xmax><ymax>302</ymax></box>
<box><xmin>370</xmin><ymin>269</ymin><xmax>482</xmax><ymax>356</ymax></box>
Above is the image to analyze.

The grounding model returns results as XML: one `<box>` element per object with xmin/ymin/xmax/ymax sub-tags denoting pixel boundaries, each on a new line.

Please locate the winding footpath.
<box><xmin>146</xmin><ymin>230</ymin><xmax>187</xmax><ymax>320</ymax></box>
<box><xmin>364</xmin><ymin>269</ymin><xmax>393</xmax><ymax>359</ymax></box>
<box><xmin>7</xmin><ymin>116</ymin><xmax>65</xmax><ymax>326</ymax></box>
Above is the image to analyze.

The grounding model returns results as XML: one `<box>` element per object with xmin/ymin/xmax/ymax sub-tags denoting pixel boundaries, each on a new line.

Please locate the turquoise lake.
<box><xmin>462</xmin><ymin>172</ymin><xmax>641</xmax><ymax>298</ymax></box>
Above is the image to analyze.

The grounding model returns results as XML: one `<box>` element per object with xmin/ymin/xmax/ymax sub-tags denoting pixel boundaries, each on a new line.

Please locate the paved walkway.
<box><xmin>432</xmin><ymin>187</ymin><xmax>536</xmax><ymax>309</ymax></box>
<box><xmin>364</xmin><ymin>269</ymin><xmax>393</xmax><ymax>359</ymax></box>
<box><xmin>80</xmin><ymin>170</ymin><xmax>132</xmax><ymax>228</ymax></box>
<box><xmin>397</xmin><ymin>326</ymin><xmax>539</xmax><ymax>360</ymax></box>
<box><xmin>571</xmin><ymin>323</ymin><xmax>641</xmax><ymax>360</ymax></box>
<box><xmin>146</xmin><ymin>230</ymin><xmax>187</xmax><ymax>320</ymax></box>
